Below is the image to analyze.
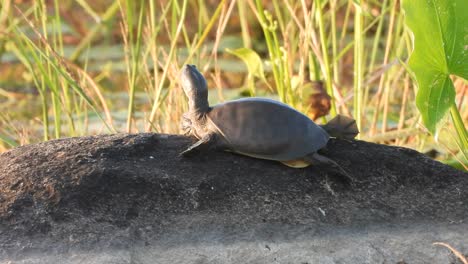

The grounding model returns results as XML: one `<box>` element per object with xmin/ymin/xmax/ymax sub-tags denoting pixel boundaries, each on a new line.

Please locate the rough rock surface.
<box><xmin>0</xmin><ymin>133</ymin><xmax>467</xmax><ymax>264</ymax></box>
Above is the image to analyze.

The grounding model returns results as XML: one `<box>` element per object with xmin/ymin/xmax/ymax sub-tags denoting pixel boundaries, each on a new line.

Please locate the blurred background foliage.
<box><xmin>0</xmin><ymin>0</ymin><xmax>466</xmax><ymax>170</ymax></box>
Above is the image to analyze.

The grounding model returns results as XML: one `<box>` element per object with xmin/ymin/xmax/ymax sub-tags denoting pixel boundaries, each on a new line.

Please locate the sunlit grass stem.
<box><xmin>14</xmin><ymin>5</ymin><xmax>114</xmax><ymax>135</ymax></box>
<box><xmin>237</xmin><ymin>0</ymin><xmax>251</xmax><ymax>49</ymax></box>
<box><xmin>148</xmin><ymin>0</ymin><xmax>188</xmax><ymax>128</ymax></box>
<box><xmin>70</xmin><ymin>0</ymin><xmax>120</xmax><ymax>62</ymax></box>
<box><xmin>450</xmin><ymin>104</ymin><xmax>468</xmax><ymax>159</ymax></box>
<box><xmin>253</xmin><ymin>0</ymin><xmax>290</xmax><ymax>103</ymax></box>
<box><xmin>315</xmin><ymin>0</ymin><xmax>336</xmax><ymax>116</ymax></box>
<box><xmin>353</xmin><ymin>2</ymin><xmax>363</xmax><ymax>137</ymax></box>
<box><xmin>330</xmin><ymin>0</ymin><xmax>338</xmax><ymax>84</ymax></box>
<box><xmin>363</xmin><ymin>0</ymin><xmax>388</xmax><ymax>110</ymax></box>
<box><xmin>370</xmin><ymin>0</ymin><xmax>397</xmax><ymax>135</ymax></box>
<box><xmin>123</xmin><ymin>0</ymin><xmax>145</xmax><ymax>132</ymax></box>
<box><xmin>37</xmin><ymin>0</ymin><xmax>62</xmax><ymax>139</ymax></box>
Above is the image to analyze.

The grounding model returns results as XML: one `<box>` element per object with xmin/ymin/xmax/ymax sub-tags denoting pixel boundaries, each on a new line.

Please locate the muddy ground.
<box><xmin>0</xmin><ymin>133</ymin><xmax>467</xmax><ymax>263</ymax></box>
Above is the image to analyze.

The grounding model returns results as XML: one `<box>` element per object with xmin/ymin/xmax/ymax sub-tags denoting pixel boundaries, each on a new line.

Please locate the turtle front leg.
<box><xmin>179</xmin><ymin>133</ymin><xmax>217</xmax><ymax>157</ymax></box>
<box><xmin>180</xmin><ymin>112</ymin><xmax>193</xmax><ymax>136</ymax></box>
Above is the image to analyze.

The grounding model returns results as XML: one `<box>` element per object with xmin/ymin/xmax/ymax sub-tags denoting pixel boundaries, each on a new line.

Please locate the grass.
<box><xmin>433</xmin><ymin>242</ymin><xmax>468</xmax><ymax>264</ymax></box>
<box><xmin>0</xmin><ymin>0</ymin><xmax>466</xmax><ymax>170</ymax></box>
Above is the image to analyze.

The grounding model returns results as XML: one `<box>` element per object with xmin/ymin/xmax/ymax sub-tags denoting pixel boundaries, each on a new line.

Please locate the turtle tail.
<box><xmin>320</xmin><ymin>114</ymin><xmax>359</xmax><ymax>140</ymax></box>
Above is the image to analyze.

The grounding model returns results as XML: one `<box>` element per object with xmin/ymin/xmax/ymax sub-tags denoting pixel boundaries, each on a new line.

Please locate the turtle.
<box><xmin>178</xmin><ymin>64</ymin><xmax>359</xmax><ymax>182</ymax></box>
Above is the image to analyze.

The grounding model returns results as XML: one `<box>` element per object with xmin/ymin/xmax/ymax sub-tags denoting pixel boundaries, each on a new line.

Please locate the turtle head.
<box><xmin>180</xmin><ymin>64</ymin><xmax>209</xmax><ymax>112</ymax></box>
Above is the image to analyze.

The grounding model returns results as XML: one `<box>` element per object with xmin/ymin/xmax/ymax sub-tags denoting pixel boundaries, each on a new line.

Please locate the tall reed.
<box><xmin>0</xmin><ymin>0</ymin><xmax>465</xmax><ymax>169</ymax></box>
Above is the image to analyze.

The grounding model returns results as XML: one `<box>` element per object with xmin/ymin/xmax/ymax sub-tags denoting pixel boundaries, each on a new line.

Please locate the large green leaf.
<box><xmin>226</xmin><ymin>47</ymin><xmax>266</xmax><ymax>81</ymax></box>
<box><xmin>402</xmin><ymin>0</ymin><xmax>468</xmax><ymax>133</ymax></box>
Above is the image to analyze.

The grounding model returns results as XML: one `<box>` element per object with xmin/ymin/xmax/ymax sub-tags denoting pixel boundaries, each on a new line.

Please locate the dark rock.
<box><xmin>0</xmin><ymin>133</ymin><xmax>467</xmax><ymax>263</ymax></box>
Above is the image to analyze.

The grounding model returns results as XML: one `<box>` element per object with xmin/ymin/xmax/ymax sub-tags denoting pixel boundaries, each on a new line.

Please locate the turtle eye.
<box><xmin>189</xmin><ymin>68</ymin><xmax>199</xmax><ymax>82</ymax></box>
<box><xmin>194</xmin><ymin>70</ymin><xmax>207</xmax><ymax>90</ymax></box>
<box><xmin>185</xmin><ymin>64</ymin><xmax>206</xmax><ymax>91</ymax></box>
<box><xmin>193</xmin><ymin>70</ymin><xmax>203</xmax><ymax>88</ymax></box>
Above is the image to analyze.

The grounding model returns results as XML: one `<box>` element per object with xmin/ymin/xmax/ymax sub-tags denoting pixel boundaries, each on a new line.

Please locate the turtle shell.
<box><xmin>206</xmin><ymin>97</ymin><xmax>330</xmax><ymax>161</ymax></box>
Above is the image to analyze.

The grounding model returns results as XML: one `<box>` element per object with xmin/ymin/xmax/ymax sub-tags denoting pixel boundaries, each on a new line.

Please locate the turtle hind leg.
<box><xmin>303</xmin><ymin>153</ymin><xmax>355</xmax><ymax>186</ymax></box>
<box><xmin>321</xmin><ymin>114</ymin><xmax>359</xmax><ymax>140</ymax></box>
<box><xmin>179</xmin><ymin>133</ymin><xmax>217</xmax><ymax>157</ymax></box>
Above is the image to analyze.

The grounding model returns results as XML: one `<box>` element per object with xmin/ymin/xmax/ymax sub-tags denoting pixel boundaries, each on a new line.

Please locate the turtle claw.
<box><xmin>179</xmin><ymin>142</ymin><xmax>201</xmax><ymax>157</ymax></box>
<box><xmin>179</xmin><ymin>133</ymin><xmax>216</xmax><ymax>158</ymax></box>
<box><xmin>178</xmin><ymin>149</ymin><xmax>192</xmax><ymax>157</ymax></box>
<box><xmin>180</xmin><ymin>112</ymin><xmax>193</xmax><ymax>136</ymax></box>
